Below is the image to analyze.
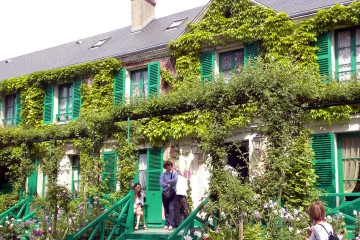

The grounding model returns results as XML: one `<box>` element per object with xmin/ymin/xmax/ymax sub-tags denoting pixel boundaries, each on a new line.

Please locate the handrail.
<box><xmin>0</xmin><ymin>195</ymin><xmax>34</xmax><ymax>224</ymax></box>
<box><xmin>167</xmin><ymin>197</ymin><xmax>213</xmax><ymax>240</ymax></box>
<box><xmin>66</xmin><ymin>190</ymin><xmax>134</xmax><ymax>240</ymax></box>
<box><xmin>320</xmin><ymin>192</ymin><xmax>360</xmax><ymax>197</ymax></box>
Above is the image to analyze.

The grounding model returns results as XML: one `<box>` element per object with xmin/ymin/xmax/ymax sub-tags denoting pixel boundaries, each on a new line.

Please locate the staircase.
<box><xmin>66</xmin><ymin>192</ymin><xmax>211</xmax><ymax>240</ymax></box>
<box><xmin>125</xmin><ymin>227</ymin><xmax>183</xmax><ymax>240</ymax></box>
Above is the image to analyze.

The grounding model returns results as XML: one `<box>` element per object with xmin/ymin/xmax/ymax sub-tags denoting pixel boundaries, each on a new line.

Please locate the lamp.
<box><xmin>252</xmin><ymin>135</ymin><xmax>262</xmax><ymax>150</ymax></box>
<box><xmin>191</xmin><ymin>139</ymin><xmax>199</xmax><ymax>154</ymax></box>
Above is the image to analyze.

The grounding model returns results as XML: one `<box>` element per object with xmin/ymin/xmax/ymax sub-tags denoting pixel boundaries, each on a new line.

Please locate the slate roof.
<box><xmin>0</xmin><ymin>5</ymin><xmax>205</xmax><ymax>82</ymax></box>
<box><xmin>253</xmin><ymin>0</ymin><xmax>358</xmax><ymax>18</ymax></box>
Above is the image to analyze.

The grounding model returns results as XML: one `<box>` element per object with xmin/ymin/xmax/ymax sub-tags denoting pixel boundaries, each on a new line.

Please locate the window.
<box><xmin>336</xmin><ymin>27</ymin><xmax>360</xmax><ymax>81</ymax></box>
<box><xmin>4</xmin><ymin>94</ymin><xmax>16</xmax><ymax>126</ymax></box>
<box><xmin>57</xmin><ymin>84</ymin><xmax>73</xmax><ymax>122</ymax></box>
<box><xmin>72</xmin><ymin>156</ymin><xmax>80</xmax><ymax>198</ymax></box>
<box><xmin>219</xmin><ymin>49</ymin><xmax>244</xmax><ymax>82</ymax></box>
<box><xmin>337</xmin><ymin>133</ymin><xmax>360</xmax><ymax>202</ymax></box>
<box><xmin>131</xmin><ymin>69</ymin><xmax>148</xmax><ymax>99</ymax></box>
<box><xmin>89</xmin><ymin>38</ymin><xmax>111</xmax><ymax>49</ymax></box>
<box><xmin>166</xmin><ymin>19</ymin><xmax>185</xmax><ymax>30</ymax></box>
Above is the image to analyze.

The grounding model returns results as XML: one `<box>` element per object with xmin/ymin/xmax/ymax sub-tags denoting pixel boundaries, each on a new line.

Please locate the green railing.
<box><xmin>66</xmin><ymin>190</ymin><xmax>135</xmax><ymax>240</ymax></box>
<box><xmin>320</xmin><ymin>192</ymin><xmax>360</xmax><ymax>237</ymax></box>
<box><xmin>167</xmin><ymin>197</ymin><xmax>214</xmax><ymax>240</ymax></box>
<box><xmin>0</xmin><ymin>195</ymin><xmax>35</xmax><ymax>224</ymax></box>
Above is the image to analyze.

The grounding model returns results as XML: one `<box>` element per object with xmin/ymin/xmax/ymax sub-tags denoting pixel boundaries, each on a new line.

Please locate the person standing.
<box><xmin>174</xmin><ymin>171</ymin><xmax>189</xmax><ymax>228</ymax></box>
<box><xmin>160</xmin><ymin>160</ymin><xmax>178</xmax><ymax>231</ymax></box>
<box><xmin>305</xmin><ymin>201</ymin><xmax>334</xmax><ymax>240</ymax></box>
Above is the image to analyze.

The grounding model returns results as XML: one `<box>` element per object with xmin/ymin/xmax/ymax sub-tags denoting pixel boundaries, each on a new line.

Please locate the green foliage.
<box><xmin>0</xmin><ymin>193</ymin><xmax>17</xmax><ymax>213</ymax></box>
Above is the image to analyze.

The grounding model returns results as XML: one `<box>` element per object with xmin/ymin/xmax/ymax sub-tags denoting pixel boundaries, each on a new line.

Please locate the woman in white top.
<box><xmin>133</xmin><ymin>183</ymin><xmax>148</xmax><ymax>231</ymax></box>
<box><xmin>306</xmin><ymin>201</ymin><xmax>334</xmax><ymax>240</ymax></box>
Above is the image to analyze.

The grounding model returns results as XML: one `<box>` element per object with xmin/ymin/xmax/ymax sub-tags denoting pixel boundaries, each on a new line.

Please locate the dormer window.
<box><xmin>89</xmin><ymin>38</ymin><xmax>111</xmax><ymax>49</ymax></box>
<box><xmin>166</xmin><ymin>19</ymin><xmax>186</xmax><ymax>30</ymax></box>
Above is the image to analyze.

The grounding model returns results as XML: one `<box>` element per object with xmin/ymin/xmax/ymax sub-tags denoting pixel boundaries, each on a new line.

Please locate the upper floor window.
<box><xmin>219</xmin><ymin>49</ymin><xmax>244</xmax><ymax>82</ymax></box>
<box><xmin>336</xmin><ymin>27</ymin><xmax>360</xmax><ymax>81</ymax></box>
<box><xmin>4</xmin><ymin>94</ymin><xmax>16</xmax><ymax>126</ymax></box>
<box><xmin>43</xmin><ymin>78</ymin><xmax>82</xmax><ymax>124</ymax></box>
<box><xmin>57</xmin><ymin>84</ymin><xmax>73</xmax><ymax>122</ymax></box>
<box><xmin>2</xmin><ymin>93</ymin><xmax>21</xmax><ymax>127</ymax></box>
<box><xmin>131</xmin><ymin>69</ymin><xmax>148</xmax><ymax>99</ymax></box>
<box><xmin>200</xmin><ymin>41</ymin><xmax>259</xmax><ymax>82</ymax></box>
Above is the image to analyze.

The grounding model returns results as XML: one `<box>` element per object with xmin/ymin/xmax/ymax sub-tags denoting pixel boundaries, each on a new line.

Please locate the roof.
<box><xmin>0</xmin><ymin>5</ymin><xmax>205</xmax><ymax>82</ymax></box>
<box><xmin>253</xmin><ymin>0</ymin><xmax>358</xmax><ymax>18</ymax></box>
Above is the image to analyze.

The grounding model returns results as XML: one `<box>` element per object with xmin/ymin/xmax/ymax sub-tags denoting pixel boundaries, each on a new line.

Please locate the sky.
<box><xmin>0</xmin><ymin>0</ymin><xmax>209</xmax><ymax>61</ymax></box>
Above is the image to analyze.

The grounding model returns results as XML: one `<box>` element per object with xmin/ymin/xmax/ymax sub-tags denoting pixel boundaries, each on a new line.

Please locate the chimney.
<box><xmin>131</xmin><ymin>0</ymin><xmax>156</xmax><ymax>32</ymax></box>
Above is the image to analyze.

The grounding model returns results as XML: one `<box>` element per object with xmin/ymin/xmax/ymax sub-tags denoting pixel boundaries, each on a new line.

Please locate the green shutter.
<box><xmin>114</xmin><ymin>69</ymin><xmax>126</xmax><ymax>106</ymax></box>
<box><xmin>146</xmin><ymin>148</ymin><xmax>163</xmax><ymax>224</ymax></box>
<box><xmin>28</xmin><ymin>158</ymin><xmax>38</xmax><ymax>197</ymax></box>
<box><xmin>15</xmin><ymin>92</ymin><xmax>22</xmax><ymax>126</ymax></box>
<box><xmin>200</xmin><ymin>50</ymin><xmax>215</xmax><ymax>82</ymax></box>
<box><xmin>71</xmin><ymin>78</ymin><xmax>82</xmax><ymax>120</ymax></box>
<box><xmin>148</xmin><ymin>62</ymin><xmax>160</xmax><ymax>98</ymax></box>
<box><xmin>310</xmin><ymin>133</ymin><xmax>336</xmax><ymax>207</ymax></box>
<box><xmin>43</xmin><ymin>84</ymin><xmax>54</xmax><ymax>124</ymax></box>
<box><xmin>314</xmin><ymin>32</ymin><xmax>332</xmax><ymax>78</ymax></box>
<box><xmin>244</xmin><ymin>41</ymin><xmax>259</xmax><ymax>66</ymax></box>
<box><xmin>102</xmin><ymin>152</ymin><xmax>117</xmax><ymax>193</ymax></box>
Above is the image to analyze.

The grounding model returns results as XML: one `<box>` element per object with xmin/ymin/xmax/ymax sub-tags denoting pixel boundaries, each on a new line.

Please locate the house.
<box><xmin>1</xmin><ymin>0</ymin><xmax>360</xmax><ymax>230</ymax></box>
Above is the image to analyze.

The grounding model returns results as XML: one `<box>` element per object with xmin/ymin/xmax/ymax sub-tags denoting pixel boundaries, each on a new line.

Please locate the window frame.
<box><xmin>335</xmin><ymin>26</ymin><xmax>360</xmax><ymax>81</ymax></box>
<box><xmin>130</xmin><ymin>68</ymin><xmax>148</xmax><ymax>99</ymax></box>
<box><xmin>71</xmin><ymin>155</ymin><xmax>80</xmax><ymax>199</ymax></box>
<box><xmin>219</xmin><ymin>49</ymin><xmax>244</xmax><ymax>82</ymax></box>
<box><xmin>4</xmin><ymin>94</ymin><xmax>16</xmax><ymax>127</ymax></box>
<box><xmin>337</xmin><ymin>132</ymin><xmax>360</xmax><ymax>199</ymax></box>
<box><xmin>57</xmin><ymin>83</ymin><xmax>73</xmax><ymax>122</ymax></box>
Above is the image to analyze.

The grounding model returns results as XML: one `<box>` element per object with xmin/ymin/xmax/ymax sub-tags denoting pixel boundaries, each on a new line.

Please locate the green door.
<box><xmin>28</xmin><ymin>159</ymin><xmax>38</xmax><ymax>197</ymax></box>
<box><xmin>145</xmin><ymin>148</ymin><xmax>163</xmax><ymax>224</ymax></box>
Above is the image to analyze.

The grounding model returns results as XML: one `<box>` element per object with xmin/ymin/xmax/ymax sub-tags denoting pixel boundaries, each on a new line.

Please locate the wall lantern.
<box><xmin>191</xmin><ymin>139</ymin><xmax>199</xmax><ymax>154</ymax></box>
<box><xmin>252</xmin><ymin>135</ymin><xmax>262</xmax><ymax>150</ymax></box>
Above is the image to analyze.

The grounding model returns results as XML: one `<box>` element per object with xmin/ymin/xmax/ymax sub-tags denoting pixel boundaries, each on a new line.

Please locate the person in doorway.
<box><xmin>174</xmin><ymin>170</ymin><xmax>189</xmax><ymax>228</ymax></box>
<box><xmin>305</xmin><ymin>201</ymin><xmax>334</xmax><ymax>240</ymax></box>
<box><xmin>133</xmin><ymin>183</ymin><xmax>148</xmax><ymax>231</ymax></box>
<box><xmin>160</xmin><ymin>160</ymin><xmax>178</xmax><ymax>231</ymax></box>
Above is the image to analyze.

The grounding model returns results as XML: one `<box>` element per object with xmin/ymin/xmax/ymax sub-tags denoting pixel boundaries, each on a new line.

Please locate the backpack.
<box><xmin>318</xmin><ymin>224</ymin><xmax>339</xmax><ymax>240</ymax></box>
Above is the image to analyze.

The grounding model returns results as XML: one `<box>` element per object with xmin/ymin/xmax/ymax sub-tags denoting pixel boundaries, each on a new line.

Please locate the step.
<box><xmin>125</xmin><ymin>227</ymin><xmax>183</xmax><ymax>240</ymax></box>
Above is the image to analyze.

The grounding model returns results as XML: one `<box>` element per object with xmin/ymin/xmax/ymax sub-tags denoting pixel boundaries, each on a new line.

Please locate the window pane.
<box><xmin>73</xmin><ymin>169</ymin><xmax>79</xmax><ymax>181</ymax></box>
<box><xmin>221</xmin><ymin>55</ymin><xmax>232</xmax><ymax>70</ymax></box>
<box><xmin>69</xmin><ymin>86</ymin><xmax>73</xmax><ymax>97</ymax></box>
<box><xmin>356</xmin><ymin>29</ymin><xmax>360</xmax><ymax>45</ymax></box>
<box><xmin>235</xmin><ymin>51</ymin><xmax>244</xmax><ymax>67</ymax></box>
<box><xmin>342</xmin><ymin>137</ymin><xmax>360</xmax><ymax>194</ymax></box>
<box><xmin>132</xmin><ymin>85</ymin><xmax>140</xmax><ymax>98</ymax></box>
<box><xmin>339</xmin><ymin>48</ymin><xmax>352</xmax><ymax>65</ymax></box>
<box><xmin>339</xmin><ymin>71</ymin><xmax>352</xmax><ymax>81</ymax></box>
<box><xmin>338</xmin><ymin>31</ymin><xmax>351</xmax><ymax>48</ymax></box>
<box><xmin>133</xmin><ymin>72</ymin><xmax>140</xmax><ymax>85</ymax></box>
<box><xmin>143</xmin><ymin>83</ymin><xmax>148</xmax><ymax>96</ymax></box>
<box><xmin>222</xmin><ymin>70</ymin><xmax>232</xmax><ymax>83</ymax></box>
<box><xmin>143</xmin><ymin>71</ymin><xmax>148</xmax><ymax>84</ymax></box>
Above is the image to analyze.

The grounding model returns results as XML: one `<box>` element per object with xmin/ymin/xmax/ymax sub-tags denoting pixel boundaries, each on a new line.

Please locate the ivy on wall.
<box><xmin>1</xmin><ymin>0</ymin><xmax>360</xmax><ymax>214</ymax></box>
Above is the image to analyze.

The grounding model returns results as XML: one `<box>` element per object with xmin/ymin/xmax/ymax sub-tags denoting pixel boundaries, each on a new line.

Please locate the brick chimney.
<box><xmin>131</xmin><ymin>0</ymin><xmax>156</xmax><ymax>32</ymax></box>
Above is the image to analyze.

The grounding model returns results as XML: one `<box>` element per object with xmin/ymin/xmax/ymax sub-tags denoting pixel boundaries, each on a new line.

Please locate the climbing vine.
<box><xmin>1</xmin><ymin>3</ymin><xmax>360</xmax><ymax>236</ymax></box>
